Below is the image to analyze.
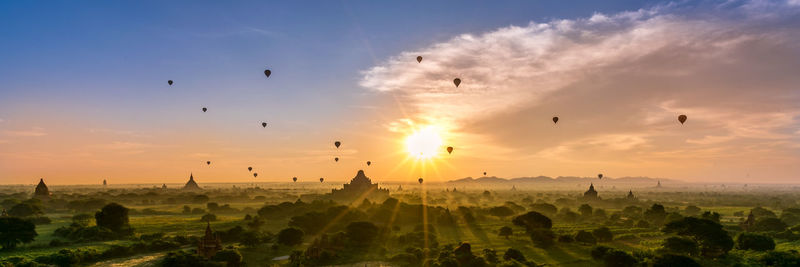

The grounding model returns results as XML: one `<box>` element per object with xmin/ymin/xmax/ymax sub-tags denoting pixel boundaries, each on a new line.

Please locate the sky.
<box><xmin>1</xmin><ymin>0</ymin><xmax>799</xmax><ymax>185</ymax></box>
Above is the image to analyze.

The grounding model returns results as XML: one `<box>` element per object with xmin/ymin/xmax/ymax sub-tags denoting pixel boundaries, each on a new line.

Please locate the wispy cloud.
<box><xmin>3</xmin><ymin>127</ymin><xmax>47</xmax><ymax>137</ymax></box>
<box><xmin>360</xmin><ymin>0</ymin><xmax>800</xmax><ymax>179</ymax></box>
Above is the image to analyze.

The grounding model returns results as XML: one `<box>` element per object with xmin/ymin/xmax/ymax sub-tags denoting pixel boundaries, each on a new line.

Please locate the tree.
<box><xmin>751</xmin><ymin>207</ymin><xmax>777</xmax><ymax>218</ymax></box>
<box><xmin>529</xmin><ymin>229</ymin><xmax>555</xmax><ymax>248</ymax></box>
<box><xmin>603</xmin><ymin>250</ymin><xmax>637</xmax><ymax>267</ymax></box>
<box><xmin>662</xmin><ymin>236</ymin><xmax>699</xmax><ymax>256</ymax></box>
<box><xmin>8</xmin><ymin>203</ymin><xmax>42</xmax><ymax>217</ymax></box>
<box><xmin>684</xmin><ymin>206</ymin><xmax>702</xmax><ymax>216</ymax></box>
<box><xmin>653</xmin><ymin>254</ymin><xmax>701</xmax><ymax>267</ymax></box>
<box><xmin>71</xmin><ymin>214</ymin><xmax>93</xmax><ymax>227</ymax></box>
<box><xmin>277</xmin><ymin>227</ymin><xmax>304</xmax><ymax>246</ymax></box>
<box><xmin>578</xmin><ymin>204</ymin><xmax>593</xmax><ymax>218</ymax></box>
<box><xmin>0</xmin><ymin>217</ymin><xmax>37</xmax><ymax>249</ymax></box>
<box><xmin>530</xmin><ymin>203</ymin><xmax>557</xmax><ymax>216</ymax></box>
<box><xmin>622</xmin><ymin>206</ymin><xmax>643</xmax><ymax>219</ymax></box>
<box><xmin>760</xmin><ymin>251</ymin><xmax>800</xmax><ymax>266</ymax></box>
<box><xmin>488</xmin><ymin>206</ymin><xmax>515</xmax><ymax>218</ymax></box>
<box><xmin>503</xmin><ymin>248</ymin><xmax>526</xmax><ymax>262</ymax></box>
<box><xmin>498</xmin><ymin>226</ymin><xmax>513</xmax><ymax>239</ymax></box>
<box><xmin>663</xmin><ymin>217</ymin><xmax>733</xmax><ymax>258</ymax></box>
<box><xmin>345</xmin><ymin>221</ymin><xmax>379</xmax><ymax>246</ymax></box>
<box><xmin>592</xmin><ymin>227</ymin><xmax>613</xmax><ymax>242</ymax></box>
<box><xmin>736</xmin><ymin>232</ymin><xmax>775</xmax><ymax>251</ymax></box>
<box><xmin>701</xmin><ymin>211</ymin><xmax>720</xmax><ymax>223</ymax></box>
<box><xmin>201</xmin><ymin>214</ymin><xmax>218</xmax><ymax>222</ymax></box>
<box><xmin>644</xmin><ymin>204</ymin><xmax>667</xmax><ymax>225</ymax></box>
<box><xmin>95</xmin><ymin>203</ymin><xmax>132</xmax><ymax>235</ymax></box>
<box><xmin>753</xmin><ymin>218</ymin><xmax>787</xmax><ymax>232</ymax></box>
<box><xmin>212</xmin><ymin>249</ymin><xmax>242</xmax><ymax>267</ymax></box>
<box><xmin>512</xmin><ymin>211</ymin><xmax>552</xmax><ymax>233</ymax></box>
<box><xmin>575</xmin><ymin>230</ymin><xmax>597</xmax><ymax>245</ymax></box>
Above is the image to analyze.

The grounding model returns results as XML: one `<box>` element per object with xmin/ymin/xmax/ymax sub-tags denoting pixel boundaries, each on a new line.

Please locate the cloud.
<box><xmin>3</xmin><ymin>127</ymin><xmax>47</xmax><ymax>137</ymax></box>
<box><xmin>360</xmin><ymin>1</ymin><xmax>800</xmax><ymax>179</ymax></box>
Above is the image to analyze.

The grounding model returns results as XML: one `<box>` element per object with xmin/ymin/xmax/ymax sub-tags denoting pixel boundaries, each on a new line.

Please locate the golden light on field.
<box><xmin>404</xmin><ymin>126</ymin><xmax>444</xmax><ymax>160</ymax></box>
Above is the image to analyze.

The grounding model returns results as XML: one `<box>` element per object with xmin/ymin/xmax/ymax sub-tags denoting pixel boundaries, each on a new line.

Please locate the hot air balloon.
<box><xmin>319</xmin><ymin>177</ymin><xmax>324</xmax><ymax>183</ymax></box>
<box><xmin>206</xmin><ymin>161</ymin><xmax>211</xmax><ymax>165</ymax></box>
<box><xmin>447</xmin><ymin>146</ymin><xmax>454</xmax><ymax>154</ymax></box>
<box><xmin>453</xmin><ymin>78</ymin><xmax>461</xmax><ymax>87</ymax></box>
<box><xmin>253</xmin><ymin>173</ymin><xmax>258</xmax><ymax>178</ymax></box>
<box><xmin>418</xmin><ymin>178</ymin><xmax>423</xmax><ymax>184</ymax></box>
<box><xmin>261</xmin><ymin>122</ymin><xmax>267</xmax><ymax>128</ymax></box>
<box><xmin>293</xmin><ymin>177</ymin><xmax>297</xmax><ymax>182</ymax></box>
<box><xmin>248</xmin><ymin>167</ymin><xmax>252</xmax><ymax>172</ymax></box>
<box><xmin>416</xmin><ymin>56</ymin><xmax>423</xmax><ymax>63</ymax></box>
<box><xmin>598</xmin><ymin>173</ymin><xmax>603</xmax><ymax>179</ymax></box>
<box><xmin>552</xmin><ymin>117</ymin><xmax>559</xmax><ymax>124</ymax></box>
<box><xmin>202</xmin><ymin>107</ymin><xmax>207</xmax><ymax>112</ymax></box>
<box><xmin>167</xmin><ymin>80</ymin><xmax>173</xmax><ymax>86</ymax></box>
<box><xmin>678</xmin><ymin>114</ymin><xmax>687</xmax><ymax>125</ymax></box>
<box><xmin>334</xmin><ymin>157</ymin><xmax>339</xmax><ymax>162</ymax></box>
<box><xmin>334</xmin><ymin>141</ymin><xmax>341</xmax><ymax>148</ymax></box>
<box><xmin>264</xmin><ymin>69</ymin><xmax>271</xmax><ymax>78</ymax></box>
<box><xmin>483</xmin><ymin>172</ymin><xmax>487</xmax><ymax>176</ymax></box>
<box><xmin>366</xmin><ymin>161</ymin><xmax>371</xmax><ymax>166</ymax></box>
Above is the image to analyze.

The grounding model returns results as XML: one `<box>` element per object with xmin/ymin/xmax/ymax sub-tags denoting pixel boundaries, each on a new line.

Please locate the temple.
<box><xmin>183</xmin><ymin>173</ymin><xmax>201</xmax><ymax>191</ymax></box>
<box><xmin>331</xmin><ymin>170</ymin><xmax>389</xmax><ymax>203</ymax></box>
<box><xmin>627</xmin><ymin>190</ymin><xmax>636</xmax><ymax>200</ymax></box>
<box><xmin>583</xmin><ymin>183</ymin><xmax>599</xmax><ymax>200</ymax></box>
<box><xmin>33</xmin><ymin>178</ymin><xmax>51</xmax><ymax>199</ymax></box>
<box><xmin>197</xmin><ymin>223</ymin><xmax>222</xmax><ymax>258</ymax></box>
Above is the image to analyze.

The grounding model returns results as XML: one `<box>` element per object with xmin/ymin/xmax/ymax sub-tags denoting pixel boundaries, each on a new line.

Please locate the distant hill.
<box><xmin>447</xmin><ymin>176</ymin><xmax>678</xmax><ymax>184</ymax></box>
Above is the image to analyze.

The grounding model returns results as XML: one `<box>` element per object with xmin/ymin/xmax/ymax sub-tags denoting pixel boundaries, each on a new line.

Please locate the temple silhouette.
<box><xmin>197</xmin><ymin>223</ymin><xmax>222</xmax><ymax>258</ymax></box>
<box><xmin>583</xmin><ymin>183</ymin><xmax>599</xmax><ymax>200</ymax></box>
<box><xmin>330</xmin><ymin>170</ymin><xmax>389</xmax><ymax>203</ymax></box>
<box><xmin>33</xmin><ymin>178</ymin><xmax>51</xmax><ymax>199</ymax></box>
<box><xmin>183</xmin><ymin>173</ymin><xmax>201</xmax><ymax>191</ymax></box>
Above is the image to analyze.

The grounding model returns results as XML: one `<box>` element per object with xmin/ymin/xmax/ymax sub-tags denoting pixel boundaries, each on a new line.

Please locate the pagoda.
<box><xmin>33</xmin><ymin>178</ymin><xmax>51</xmax><ymax>199</ymax></box>
<box><xmin>626</xmin><ymin>190</ymin><xmax>636</xmax><ymax>200</ymax></box>
<box><xmin>197</xmin><ymin>223</ymin><xmax>222</xmax><ymax>258</ymax></box>
<box><xmin>183</xmin><ymin>173</ymin><xmax>201</xmax><ymax>191</ymax></box>
<box><xmin>583</xmin><ymin>183</ymin><xmax>599</xmax><ymax>200</ymax></box>
<box><xmin>331</xmin><ymin>170</ymin><xmax>389</xmax><ymax>202</ymax></box>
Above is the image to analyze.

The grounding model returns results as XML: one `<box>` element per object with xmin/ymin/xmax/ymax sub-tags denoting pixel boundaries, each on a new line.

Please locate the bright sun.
<box><xmin>405</xmin><ymin>126</ymin><xmax>444</xmax><ymax>160</ymax></box>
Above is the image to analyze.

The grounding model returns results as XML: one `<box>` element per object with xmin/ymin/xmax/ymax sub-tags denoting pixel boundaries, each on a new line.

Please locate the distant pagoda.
<box><xmin>583</xmin><ymin>183</ymin><xmax>599</xmax><ymax>200</ymax></box>
<box><xmin>162</xmin><ymin>183</ymin><xmax>168</xmax><ymax>189</ymax></box>
<box><xmin>626</xmin><ymin>190</ymin><xmax>636</xmax><ymax>200</ymax></box>
<box><xmin>34</xmin><ymin>178</ymin><xmax>51</xmax><ymax>199</ymax></box>
<box><xmin>197</xmin><ymin>223</ymin><xmax>222</xmax><ymax>258</ymax></box>
<box><xmin>103</xmin><ymin>179</ymin><xmax>107</xmax><ymax>187</ymax></box>
<box><xmin>183</xmin><ymin>173</ymin><xmax>201</xmax><ymax>191</ymax></box>
<box><xmin>331</xmin><ymin>170</ymin><xmax>389</xmax><ymax>203</ymax></box>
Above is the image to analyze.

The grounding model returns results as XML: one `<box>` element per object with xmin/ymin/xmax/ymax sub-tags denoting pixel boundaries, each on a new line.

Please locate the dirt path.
<box><xmin>90</xmin><ymin>252</ymin><xmax>164</xmax><ymax>267</ymax></box>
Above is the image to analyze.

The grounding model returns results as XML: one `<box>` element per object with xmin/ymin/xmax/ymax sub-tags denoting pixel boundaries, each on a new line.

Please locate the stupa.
<box><xmin>183</xmin><ymin>173</ymin><xmax>201</xmax><ymax>191</ymax></box>
<box><xmin>33</xmin><ymin>178</ymin><xmax>51</xmax><ymax>199</ymax></box>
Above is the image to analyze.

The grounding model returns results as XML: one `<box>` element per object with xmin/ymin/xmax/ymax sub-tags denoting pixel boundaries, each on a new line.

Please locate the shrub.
<box><xmin>529</xmin><ymin>229</ymin><xmax>555</xmax><ymax>248</ymax></box>
<box><xmin>653</xmin><ymin>254</ymin><xmax>700</xmax><ymax>267</ymax></box>
<box><xmin>277</xmin><ymin>227</ymin><xmax>304</xmax><ymax>246</ymax></box>
<box><xmin>592</xmin><ymin>227</ymin><xmax>613</xmax><ymax>242</ymax></box>
<box><xmin>736</xmin><ymin>232</ymin><xmax>775</xmax><ymax>251</ymax></box>
<box><xmin>575</xmin><ymin>230</ymin><xmax>597</xmax><ymax>245</ymax></box>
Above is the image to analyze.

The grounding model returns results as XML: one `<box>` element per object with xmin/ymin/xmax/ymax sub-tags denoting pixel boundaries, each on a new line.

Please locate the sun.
<box><xmin>405</xmin><ymin>126</ymin><xmax>444</xmax><ymax>160</ymax></box>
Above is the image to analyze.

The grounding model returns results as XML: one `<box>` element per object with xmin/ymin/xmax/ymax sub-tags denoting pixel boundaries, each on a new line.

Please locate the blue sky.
<box><xmin>2</xmin><ymin>1</ymin><xmax>799</xmax><ymax>184</ymax></box>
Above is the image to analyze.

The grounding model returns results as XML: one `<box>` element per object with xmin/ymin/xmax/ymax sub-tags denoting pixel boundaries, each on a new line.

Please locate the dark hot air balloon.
<box><xmin>598</xmin><ymin>173</ymin><xmax>603</xmax><ymax>179</ymax></box>
<box><xmin>253</xmin><ymin>173</ymin><xmax>258</xmax><ymax>178</ymax></box>
<box><xmin>483</xmin><ymin>172</ymin><xmax>487</xmax><ymax>176</ymax></box>
<box><xmin>334</xmin><ymin>141</ymin><xmax>341</xmax><ymax>148</ymax></box>
<box><xmin>202</xmin><ymin>107</ymin><xmax>207</xmax><ymax>112</ymax></box>
<box><xmin>335</xmin><ymin>157</ymin><xmax>339</xmax><ymax>162</ymax></box>
<box><xmin>293</xmin><ymin>177</ymin><xmax>297</xmax><ymax>182</ymax></box>
<box><xmin>262</xmin><ymin>122</ymin><xmax>267</xmax><ymax>128</ymax></box>
<box><xmin>553</xmin><ymin>117</ymin><xmax>559</xmax><ymax>124</ymax></box>
<box><xmin>418</xmin><ymin>178</ymin><xmax>423</xmax><ymax>184</ymax></box>
<box><xmin>416</xmin><ymin>56</ymin><xmax>422</xmax><ymax>63</ymax></box>
<box><xmin>678</xmin><ymin>114</ymin><xmax>687</xmax><ymax>125</ymax></box>
<box><xmin>206</xmin><ymin>161</ymin><xmax>211</xmax><ymax>165</ymax></box>
<box><xmin>366</xmin><ymin>161</ymin><xmax>371</xmax><ymax>166</ymax></box>
<box><xmin>447</xmin><ymin>146</ymin><xmax>453</xmax><ymax>154</ymax></box>
<box><xmin>264</xmin><ymin>69</ymin><xmax>271</xmax><ymax>77</ymax></box>
<box><xmin>453</xmin><ymin>78</ymin><xmax>461</xmax><ymax>87</ymax></box>
<box><xmin>248</xmin><ymin>167</ymin><xmax>252</xmax><ymax>172</ymax></box>
<box><xmin>167</xmin><ymin>80</ymin><xmax>173</xmax><ymax>86</ymax></box>
<box><xmin>319</xmin><ymin>177</ymin><xmax>324</xmax><ymax>183</ymax></box>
